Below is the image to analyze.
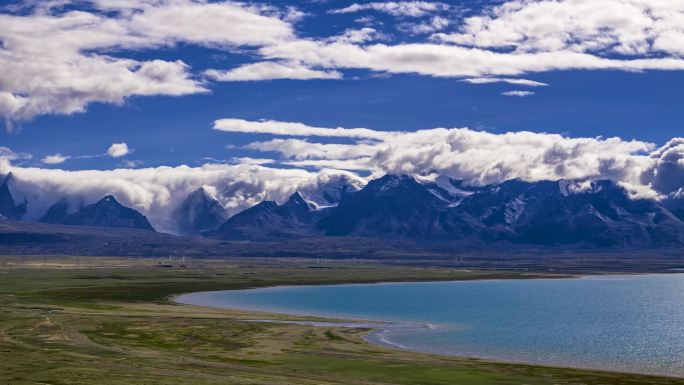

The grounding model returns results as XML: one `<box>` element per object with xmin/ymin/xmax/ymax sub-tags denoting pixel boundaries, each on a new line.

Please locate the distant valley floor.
<box><xmin>1</xmin><ymin>257</ymin><xmax>683</xmax><ymax>385</ymax></box>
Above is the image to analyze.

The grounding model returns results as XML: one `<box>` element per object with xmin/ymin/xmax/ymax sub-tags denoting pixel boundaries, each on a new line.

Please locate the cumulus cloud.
<box><xmin>502</xmin><ymin>90</ymin><xmax>535</xmax><ymax>97</ymax></box>
<box><xmin>331</xmin><ymin>28</ymin><xmax>388</xmax><ymax>44</ymax></box>
<box><xmin>398</xmin><ymin>16</ymin><xmax>449</xmax><ymax>35</ymax></box>
<box><xmin>41</xmin><ymin>154</ymin><xmax>70</xmax><ymax>165</ymax></box>
<box><xmin>205</xmin><ymin>61</ymin><xmax>341</xmax><ymax>81</ymax></box>
<box><xmin>7</xmin><ymin>0</ymin><xmax>684</xmax><ymax>122</ymax></box>
<box><xmin>0</xmin><ymin>160</ymin><xmax>365</xmax><ymax>233</ymax></box>
<box><xmin>642</xmin><ymin>138</ymin><xmax>684</xmax><ymax>197</ymax></box>
<box><xmin>260</xmin><ymin>1</ymin><xmax>684</xmax><ymax>80</ymax></box>
<box><xmin>435</xmin><ymin>0</ymin><xmax>684</xmax><ymax>58</ymax></box>
<box><xmin>0</xmin><ymin>0</ymin><xmax>295</xmax><ymax>126</ymax></box>
<box><xmin>329</xmin><ymin>2</ymin><xmax>450</xmax><ymax>17</ymax></box>
<box><xmin>107</xmin><ymin>143</ymin><xmax>130</xmax><ymax>158</ymax></box>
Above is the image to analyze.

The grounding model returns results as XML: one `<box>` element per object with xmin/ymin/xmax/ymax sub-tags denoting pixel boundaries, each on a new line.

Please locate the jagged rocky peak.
<box><xmin>174</xmin><ymin>187</ymin><xmax>227</xmax><ymax>235</ymax></box>
<box><xmin>368</xmin><ymin>173</ymin><xmax>410</xmax><ymax>191</ymax></box>
<box><xmin>205</xmin><ymin>191</ymin><xmax>317</xmax><ymax>241</ymax></box>
<box><xmin>283</xmin><ymin>191</ymin><xmax>314</xmax><ymax>212</ymax></box>
<box><xmin>357</xmin><ymin>174</ymin><xmax>439</xmax><ymax>201</ymax></box>
<box><xmin>40</xmin><ymin>198</ymin><xmax>71</xmax><ymax>224</ymax></box>
<box><xmin>60</xmin><ymin>194</ymin><xmax>155</xmax><ymax>231</ymax></box>
<box><xmin>98</xmin><ymin>195</ymin><xmax>120</xmax><ymax>207</ymax></box>
<box><xmin>298</xmin><ymin>174</ymin><xmax>363</xmax><ymax>208</ymax></box>
<box><xmin>316</xmin><ymin>173</ymin><xmax>461</xmax><ymax>238</ymax></box>
<box><xmin>415</xmin><ymin>176</ymin><xmax>466</xmax><ymax>204</ymax></box>
<box><xmin>0</xmin><ymin>172</ymin><xmax>27</xmax><ymax>220</ymax></box>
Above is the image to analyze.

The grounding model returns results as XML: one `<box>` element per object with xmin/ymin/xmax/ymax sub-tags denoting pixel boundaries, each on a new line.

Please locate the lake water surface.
<box><xmin>176</xmin><ymin>274</ymin><xmax>684</xmax><ymax>376</ymax></box>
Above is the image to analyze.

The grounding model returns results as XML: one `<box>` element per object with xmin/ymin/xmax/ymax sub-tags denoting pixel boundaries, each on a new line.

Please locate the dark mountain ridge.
<box><xmin>173</xmin><ymin>187</ymin><xmax>227</xmax><ymax>235</ymax></box>
<box><xmin>3</xmin><ymin>174</ymin><xmax>684</xmax><ymax>249</ymax></box>
<box><xmin>41</xmin><ymin>195</ymin><xmax>155</xmax><ymax>231</ymax></box>
<box><xmin>0</xmin><ymin>173</ymin><xmax>27</xmax><ymax>220</ymax></box>
<box><xmin>205</xmin><ymin>191</ymin><xmax>319</xmax><ymax>240</ymax></box>
<box><xmin>205</xmin><ymin>174</ymin><xmax>684</xmax><ymax>248</ymax></box>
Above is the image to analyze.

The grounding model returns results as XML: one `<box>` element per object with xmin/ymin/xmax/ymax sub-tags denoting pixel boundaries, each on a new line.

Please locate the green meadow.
<box><xmin>0</xmin><ymin>257</ymin><xmax>681</xmax><ymax>385</ymax></box>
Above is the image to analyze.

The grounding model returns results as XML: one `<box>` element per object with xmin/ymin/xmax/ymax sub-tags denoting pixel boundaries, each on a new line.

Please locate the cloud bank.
<box><xmin>0</xmin><ymin>159</ymin><xmax>364</xmax><ymax>234</ymax></box>
<box><xmin>215</xmin><ymin>118</ymin><xmax>684</xmax><ymax>200</ymax></box>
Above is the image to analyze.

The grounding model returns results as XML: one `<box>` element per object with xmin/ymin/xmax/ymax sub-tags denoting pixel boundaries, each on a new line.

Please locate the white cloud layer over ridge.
<box><xmin>0</xmin><ymin>159</ymin><xmax>365</xmax><ymax>233</ymax></box>
<box><xmin>4</xmin><ymin>0</ymin><xmax>684</xmax><ymax>125</ymax></box>
<box><xmin>214</xmin><ymin>118</ymin><xmax>684</xmax><ymax>200</ymax></box>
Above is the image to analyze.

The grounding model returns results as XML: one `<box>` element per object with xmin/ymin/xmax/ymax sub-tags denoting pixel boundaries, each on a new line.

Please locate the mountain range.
<box><xmin>2</xmin><ymin>172</ymin><xmax>684</xmax><ymax>249</ymax></box>
<box><xmin>173</xmin><ymin>187</ymin><xmax>227</xmax><ymax>235</ymax></box>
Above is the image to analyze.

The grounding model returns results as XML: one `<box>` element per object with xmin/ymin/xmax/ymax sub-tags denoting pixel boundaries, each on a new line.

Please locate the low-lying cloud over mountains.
<box><xmin>4</xmin><ymin>170</ymin><xmax>684</xmax><ymax>249</ymax></box>
<box><xmin>0</xmin><ymin>160</ymin><xmax>364</xmax><ymax>233</ymax></box>
<box><xmin>214</xmin><ymin>119</ymin><xmax>683</xmax><ymax>199</ymax></box>
<box><xmin>1</xmin><ymin>120</ymin><xmax>684</xmax><ymax>236</ymax></box>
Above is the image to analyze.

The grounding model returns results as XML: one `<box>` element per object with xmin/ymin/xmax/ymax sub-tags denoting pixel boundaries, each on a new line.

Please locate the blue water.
<box><xmin>176</xmin><ymin>274</ymin><xmax>684</xmax><ymax>376</ymax></box>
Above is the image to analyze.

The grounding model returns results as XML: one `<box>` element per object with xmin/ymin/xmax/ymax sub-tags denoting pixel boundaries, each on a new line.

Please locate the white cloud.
<box><xmin>245</xmin><ymin>138</ymin><xmax>376</xmax><ymax>160</ymax></box>
<box><xmin>642</xmin><ymin>138</ymin><xmax>684</xmax><ymax>197</ymax></box>
<box><xmin>5</xmin><ymin>0</ymin><xmax>684</xmax><ymax>122</ymax></box>
<box><xmin>107</xmin><ymin>143</ymin><xmax>130</xmax><ymax>158</ymax></box>
<box><xmin>229</xmin><ymin>157</ymin><xmax>275</xmax><ymax>165</ymax></box>
<box><xmin>41</xmin><ymin>154</ymin><xmax>70</xmax><ymax>164</ymax></box>
<box><xmin>261</xmin><ymin>40</ymin><xmax>684</xmax><ymax>80</ymax></box>
<box><xmin>0</xmin><ymin>0</ymin><xmax>296</xmax><ymax>125</ymax></box>
<box><xmin>261</xmin><ymin>1</ymin><xmax>684</xmax><ymax>80</ymax></box>
<box><xmin>434</xmin><ymin>0</ymin><xmax>684</xmax><ymax>58</ymax></box>
<box><xmin>282</xmin><ymin>158</ymin><xmax>373</xmax><ymax>171</ymax></box>
<box><xmin>213</xmin><ymin>118</ymin><xmax>394</xmax><ymax>140</ymax></box>
<box><xmin>117</xmin><ymin>1</ymin><xmax>294</xmax><ymax>47</ymax></box>
<box><xmin>329</xmin><ymin>2</ymin><xmax>450</xmax><ymax>17</ymax></box>
<box><xmin>331</xmin><ymin>28</ymin><xmax>388</xmax><ymax>44</ymax></box>
<box><xmin>399</xmin><ymin>16</ymin><xmax>449</xmax><ymax>35</ymax></box>
<box><xmin>501</xmin><ymin>90</ymin><xmax>535</xmax><ymax>97</ymax></box>
<box><xmin>205</xmin><ymin>61</ymin><xmax>341</xmax><ymax>82</ymax></box>
<box><xmin>120</xmin><ymin>159</ymin><xmax>143</xmax><ymax>168</ymax></box>
<box><xmin>0</xmin><ymin>146</ymin><xmax>31</xmax><ymax>162</ymax></box>
<box><xmin>462</xmin><ymin>78</ymin><xmax>548</xmax><ymax>87</ymax></box>
<box><xmin>5</xmin><ymin>0</ymin><xmax>684</xmax><ymax>125</ymax></box>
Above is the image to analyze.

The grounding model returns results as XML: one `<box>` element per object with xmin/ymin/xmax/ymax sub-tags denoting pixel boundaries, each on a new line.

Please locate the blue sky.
<box><xmin>5</xmin><ymin>68</ymin><xmax>683</xmax><ymax>170</ymax></box>
<box><xmin>2</xmin><ymin>0</ymin><xmax>684</xmax><ymax>171</ymax></box>
<box><xmin>2</xmin><ymin>0</ymin><xmax>684</xmax><ymax>227</ymax></box>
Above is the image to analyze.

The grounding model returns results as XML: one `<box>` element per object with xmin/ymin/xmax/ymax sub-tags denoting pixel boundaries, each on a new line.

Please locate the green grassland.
<box><xmin>0</xmin><ymin>257</ymin><xmax>681</xmax><ymax>385</ymax></box>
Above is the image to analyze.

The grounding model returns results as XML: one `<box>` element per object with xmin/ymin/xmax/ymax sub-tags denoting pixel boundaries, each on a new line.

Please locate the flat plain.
<box><xmin>1</xmin><ymin>256</ymin><xmax>682</xmax><ymax>385</ymax></box>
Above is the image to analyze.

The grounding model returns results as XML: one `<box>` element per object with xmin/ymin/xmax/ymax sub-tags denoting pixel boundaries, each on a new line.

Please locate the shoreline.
<box><xmin>5</xmin><ymin>257</ymin><xmax>684</xmax><ymax>384</ymax></box>
<box><xmin>172</xmin><ymin>276</ymin><xmax>684</xmax><ymax>379</ymax></box>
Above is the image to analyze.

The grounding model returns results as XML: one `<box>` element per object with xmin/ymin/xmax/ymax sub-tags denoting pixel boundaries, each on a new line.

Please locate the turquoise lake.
<box><xmin>176</xmin><ymin>274</ymin><xmax>684</xmax><ymax>376</ymax></box>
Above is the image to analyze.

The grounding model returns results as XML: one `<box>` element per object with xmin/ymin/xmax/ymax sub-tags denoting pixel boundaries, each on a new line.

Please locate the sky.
<box><xmin>1</xmin><ymin>0</ymin><xmax>684</xmax><ymax>232</ymax></box>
